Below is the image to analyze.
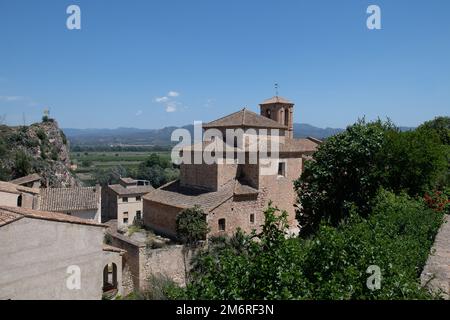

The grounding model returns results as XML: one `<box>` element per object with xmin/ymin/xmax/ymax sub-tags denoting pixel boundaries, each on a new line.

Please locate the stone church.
<box><xmin>143</xmin><ymin>96</ymin><xmax>320</xmax><ymax>238</ymax></box>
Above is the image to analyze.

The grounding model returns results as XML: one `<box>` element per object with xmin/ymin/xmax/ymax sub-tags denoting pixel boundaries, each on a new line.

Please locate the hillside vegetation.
<box><xmin>0</xmin><ymin>119</ymin><xmax>77</xmax><ymax>187</ymax></box>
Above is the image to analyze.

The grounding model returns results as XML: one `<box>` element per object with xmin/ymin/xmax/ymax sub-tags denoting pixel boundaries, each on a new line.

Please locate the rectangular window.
<box><xmin>278</xmin><ymin>162</ymin><xmax>286</xmax><ymax>177</ymax></box>
<box><xmin>250</xmin><ymin>214</ymin><xmax>255</xmax><ymax>224</ymax></box>
<box><xmin>123</xmin><ymin>217</ymin><xmax>128</xmax><ymax>224</ymax></box>
<box><xmin>218</xmin><ymin>218</ymin><xmax>226</xmax><ymax>231</ymax></box>
<box><xmin>122</xmin><ymin>197</ymin><xmax>128</xmax><ymax>202</ymax></box>
<box><xmin>136</xmin><ymin>196</ymin><xmax>142</xmax><ymax>201</ymax></box>
<box><xmin>136</xmin><ymin>210</ymin><xmax>141</xmax><ymax>220</ymax></box>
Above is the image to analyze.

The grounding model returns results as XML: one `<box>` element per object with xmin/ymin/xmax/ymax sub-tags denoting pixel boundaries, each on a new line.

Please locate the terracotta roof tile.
<box><xmin>260</xmin><ymin>96</ymin><xmax>293</xmax><ymax>105</ymax></box>
<box><xmin>39</xmin><ymin>187</ymin><xmax>100</xmax><ymax>212</ymax></box>
<box><xmin>203</xmin><ymin>108</ymin><xmax>287</xmax><ymax>129</ymax></box>
<box><xmin>0</xmin><ymin>206</ymin><xmax>106</xmax><ymax>228</ymax></box>
<box><xmin>103</xmin><ymin>244</ymin><xmax>126</xmax><ymax>254</ymax></box>
<box><xmin>109</xmin><ymin>184</ymin><xmax>154</xmax><ymax>196</ymax></box>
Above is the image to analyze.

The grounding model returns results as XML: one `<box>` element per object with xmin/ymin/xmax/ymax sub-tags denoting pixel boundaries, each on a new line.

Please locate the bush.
<box><xmin>176</xmin><ymin>206</ymin><xmax>209</xmax><ymax>245</ymax></box>
<box><xmin>172</xmin><ymin>194</ymin><xmax>444</xmax><ymax>300</ymax></box>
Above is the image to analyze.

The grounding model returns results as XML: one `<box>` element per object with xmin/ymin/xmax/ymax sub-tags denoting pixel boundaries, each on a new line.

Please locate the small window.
<box><xmin>122</xmin><ymin>197</ymin><xmax>128</xmax><ymax>202</ymax></box>
<box><xmin>136</xmin><ymin>196</ymin><xmax>142</xmax><ymax>201</ymax></box>
<box><xmin>218</xmin><ymin>218</ymin><xmax>226</xmax><ymax>231</ymax></box>
<box><xmin>278</xmin><ymin>162</ymin><xmax>286</xmax><ymax>177</ymax></box>
<box><xmin>17</xmin><ymin>195</ymin><xmax>22</xmax><ymax>207</ymax></box>
<box><xmin>136</xmin><ymin>210</ymin><xmax>142</xmax><ymax>220</ymax></box>
<box><xmin>123</xmin><ymin>217</ymin><xmax>128</xmax><ymax>224</ymax></box>
<box><xmin>250</xmin><ymin>214</ymin><xmax>255</xmax><ymax>224</ymax></box>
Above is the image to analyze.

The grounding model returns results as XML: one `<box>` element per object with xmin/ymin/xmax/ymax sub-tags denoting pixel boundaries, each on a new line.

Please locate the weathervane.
<box><xmin>274</xmin><ymin>82</ymin><xmax>279</xmax><ymax>97</ymax></box>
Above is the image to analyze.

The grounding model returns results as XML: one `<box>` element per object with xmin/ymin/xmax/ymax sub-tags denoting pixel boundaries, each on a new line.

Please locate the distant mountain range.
<box><xmin>63</xmin><ymin>123</ymin><xmax>415</xmax><ymax>147</ymax></box>
<box><xmin>63</xmin><ymin>123</ymin><xmax>344</xmax><ymax>146</ymax></box>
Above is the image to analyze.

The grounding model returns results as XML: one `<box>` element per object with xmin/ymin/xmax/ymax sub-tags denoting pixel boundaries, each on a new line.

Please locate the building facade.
<box><xmin>102</xmin><ymin>178</ymin><xmax>154</xmax><ymax>229</ymax></box>
<box><xmin>0</xmin><ymin>206</ymin><xmax>123</xmax><ymax>300</ymax></box>
<box><xmin>143</xmin><ymin>96</ymin><xmax>320</xmax><ymax>238</ymax></box>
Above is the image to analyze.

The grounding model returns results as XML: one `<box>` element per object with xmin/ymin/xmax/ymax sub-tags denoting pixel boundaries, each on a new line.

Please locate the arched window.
<box><xmin>285</xmin><ymin>108</ymin><xmax>289</xmax><ymax>126</ymax></box>
<box><xmin>103</xmin><ymin>263</ymin><xmax>118</xmax><ymax>293</ymax></box>
<box><xmin>17</xmin><ymin>195</ymin><xmax>23</xmax><ymax>207</ymax></box>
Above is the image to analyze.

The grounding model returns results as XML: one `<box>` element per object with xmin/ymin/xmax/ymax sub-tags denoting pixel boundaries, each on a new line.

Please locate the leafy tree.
<box><xmin>294</xmin><ymin>120</ymin><xmax>391</xmax><ymax>235</ymax></box>
<box><xmin>295</xmin><ymin>119</ymin><xmax>448</xmax><ymax>235</ymax></box>
<box><xmin>379</xmin><ymin>128</ymin><xmax>448</xmax><ymax>195</ymax></box>
<box><xmin>176</xmin><ymin>206</ymin><xmax>209</xmax><ymax>245</ymax></box>
<box><xmin>418</xmin><ymin>116</ymin><xmax>450</xmax><ymax>145</ymax></box>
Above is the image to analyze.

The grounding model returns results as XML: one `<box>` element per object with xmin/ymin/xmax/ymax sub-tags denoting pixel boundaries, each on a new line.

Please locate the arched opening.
<box><xmin>280</xmin><ymin>109</ymin><xmax>285</xmax><ymax>125</ymax></box>
<box><xmin>102</xmin><ymin>263</ymin><xmax>118</xmax><ymax>293</ymax></box>
<box><xmin>17</xmin><ymin>195</ymin><xmax>23</xmax><ymax>207</ymax></box>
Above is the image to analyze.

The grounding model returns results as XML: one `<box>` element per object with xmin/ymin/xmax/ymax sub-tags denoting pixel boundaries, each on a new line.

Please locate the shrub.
<box><xmin>176</xmin><ymin>206</ymin><xmax>209</xmax><ymax>245</ymax></box>
<box><xmin>172</xmin><ymin>194</ymin><xmax>444</xmax><ymax>300</ymax></box>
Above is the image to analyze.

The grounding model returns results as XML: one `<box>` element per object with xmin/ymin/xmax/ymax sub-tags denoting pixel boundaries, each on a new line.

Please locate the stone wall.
<box><xmin>143</xmin><ymin>200</ymin><xmax>181</xmax><ymax>238</ymax></box>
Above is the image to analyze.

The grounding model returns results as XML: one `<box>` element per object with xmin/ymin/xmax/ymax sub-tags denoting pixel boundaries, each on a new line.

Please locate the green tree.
<box><xmin>294</xmin><ymin>120</ymin><xmax>391</xmax><ymax>235</ymax></box>
<box><xmin>13</xmin><ymin>150</ymin><xmax>32</xmax><ymax>179</ymax></box>
<box><xmin>176</xmin><ymin>206</ymin><xmax>209</xmax><ymax>245</ymax></box>
<box><xmin>418</xmin><ymin>116</ymin><xmax>450</xmax><ymax>145</ymax></box>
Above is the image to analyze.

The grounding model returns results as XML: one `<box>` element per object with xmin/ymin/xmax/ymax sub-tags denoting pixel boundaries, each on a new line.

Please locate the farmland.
<box><xmin>71</xmin><ymin>150</ymin><xmax>172</xmax><ymax>185</ymax></box>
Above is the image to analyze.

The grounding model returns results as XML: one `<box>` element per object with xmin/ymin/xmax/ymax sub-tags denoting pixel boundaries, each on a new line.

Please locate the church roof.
<box><xmin>260</xmin><ymin>96</ymin><xmax>293</xmax><ymax>105</ymax></box>
<box><xmin>203</xmin><ymin>108</ymin><xmax>287</xmax><ymax>129</ymax></box>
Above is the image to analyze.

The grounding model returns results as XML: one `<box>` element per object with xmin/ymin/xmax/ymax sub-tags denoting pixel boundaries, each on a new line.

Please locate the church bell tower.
<box><xmin>259</xmin><ymin>96</ymin><xmax>294</xmax><ymax>139</ymax></box>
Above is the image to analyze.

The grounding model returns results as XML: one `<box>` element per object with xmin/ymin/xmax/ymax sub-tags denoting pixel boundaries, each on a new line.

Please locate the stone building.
<box><xmin>102</xmin><ymin>177</ymin><xmax>154</xmax><ymax>229</ymax></box>
<box><xmin>0</xmin><ymin>180</ymin><xmax>40</xmax><ymax>209</ymax></box>
<box><xmin>0</xmin><ymin>206</ymin><xmax>124</xmax><ymax>300</ymax></box>
<box><xmin>39</xmin><ymin>186</ymin><xmax>102</xmax><ymax>222</ymax></box>
<box><xmin>143</xmin><ymin>96</ymin><xmax>320</xmax><ymax>238</ymax></box>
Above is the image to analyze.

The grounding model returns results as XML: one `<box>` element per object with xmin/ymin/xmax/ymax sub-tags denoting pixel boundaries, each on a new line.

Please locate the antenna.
<box><xmin>274</xmin><ymin>82</ymin><xmax>279</xmax><ymax>97</ymax></box>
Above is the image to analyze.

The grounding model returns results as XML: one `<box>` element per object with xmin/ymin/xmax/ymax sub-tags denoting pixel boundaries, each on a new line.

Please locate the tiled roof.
<box><xmin>103</xmin><ymin>244</ymin><xmax>126</xmax><ymax>254</ymax></box>
<box><xmin>0</xmin><ymin>209</ymin><xmax>23</xmax><ymax>226</ymax></box>
<box><xmin>0</xmin><ymin>206</ymin><xmax>105</xmax><ymax>228</ymax></box>
<box><xmin>39</xmin><ymin>187</ymin><xmax>100</xmax><ymax>212</ymax></box>
<box><xmin>109</xmin><ymin>184</ymin><xmax>154</xmax><ymax>196</ymax></box>
<box><xmin>10</xmin><ymin>173</ymin><xmax>41</xmax><ymax>186</ymax></box>
<box><xmin>143</xmin><ymin>180</ymin><xmax>234</xmax><ymax>211</ymax></box>
<box><xmin>203</xmin><ymin>108</ymin><xmax>287</xmax><ymax>129</ymax></box>
<box><xmin>260</xmin><ymin>96</ymin><xmax>293</xmax><ymax>105</ymax></box>
<box><xmin>119</xmin><ymin>177</ymin><xmax>136</xmax><ymax>184</ymax></box>
<box><xmin>0</xmin><ymin>181</ymin><xmax>40</xmax><ymax>195</ymax></box>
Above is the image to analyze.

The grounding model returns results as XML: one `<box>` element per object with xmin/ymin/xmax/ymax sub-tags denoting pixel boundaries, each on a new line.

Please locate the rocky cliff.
<box><xmin>0</xmin><ymin>119</ymin><xmax>78</xmax><ymax>187</ymax></box>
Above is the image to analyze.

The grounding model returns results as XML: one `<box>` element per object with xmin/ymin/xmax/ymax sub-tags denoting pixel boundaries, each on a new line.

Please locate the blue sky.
<box><xmin>0</xmin><ymin>0</ymin><xmax>449</xmax><ymax>129</ymax></box>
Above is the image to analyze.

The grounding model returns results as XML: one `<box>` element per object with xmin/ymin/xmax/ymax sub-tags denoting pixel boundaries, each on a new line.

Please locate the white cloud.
<box><xmin>165</xmin><ymin>101</ymin><xmax>178</xmax><ymax>113</ymax></box>
<box><xmin>155</xmin><ymin>96</ymin><xmax>169</xmax><ymax>103</ymax></box>
<box><xmin>0</xmin><ymin>96</ymin><xmax>25</xmax><ymax>101</ymax></box>
<box><xmin>154</xmin><ymin>91</ymin><xmax>183</xmax><ymax>113</ymax></box>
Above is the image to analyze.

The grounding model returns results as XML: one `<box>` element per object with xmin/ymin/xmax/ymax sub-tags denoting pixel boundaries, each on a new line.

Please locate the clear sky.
<box><xmin>0</xmin><ymin>0</ymin><xmax>449</xmax><ymax>129</ymax></box>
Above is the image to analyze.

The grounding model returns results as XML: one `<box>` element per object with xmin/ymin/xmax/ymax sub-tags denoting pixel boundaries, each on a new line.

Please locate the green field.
<box><xmin>71</xmin><ymin>151</ymin><xmax>171</xmax><ymax>183</ymax></box>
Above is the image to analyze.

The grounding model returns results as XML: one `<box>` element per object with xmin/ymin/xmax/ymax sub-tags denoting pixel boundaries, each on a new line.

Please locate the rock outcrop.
<box><xmin>0</xmin><ymin>119</ymin><xmax>78</xmax><ymax>187</ymax></box>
